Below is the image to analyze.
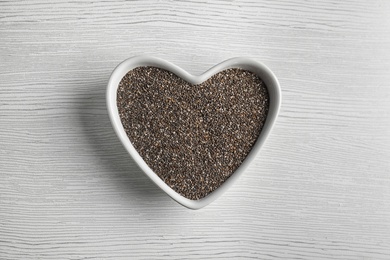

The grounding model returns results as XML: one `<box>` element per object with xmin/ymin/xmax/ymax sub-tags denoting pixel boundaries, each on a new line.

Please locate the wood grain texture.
<box><xmin>1</xmin><ymin>0</ymin><xmax>390</xmax><ymax>259</ymax></box>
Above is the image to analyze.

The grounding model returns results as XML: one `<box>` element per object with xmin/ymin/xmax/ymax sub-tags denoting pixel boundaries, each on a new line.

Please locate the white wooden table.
<box><xmin>1</xmin><ymin>1</ymin><xmax>390</xmax><ymax>259</ymax></box>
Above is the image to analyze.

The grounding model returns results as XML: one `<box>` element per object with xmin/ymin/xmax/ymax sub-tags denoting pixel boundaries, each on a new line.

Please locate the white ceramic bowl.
<box><xmin>107</xmin><ymin>56</ymin><xmax>281</xmax><ymax>209</ymax></box>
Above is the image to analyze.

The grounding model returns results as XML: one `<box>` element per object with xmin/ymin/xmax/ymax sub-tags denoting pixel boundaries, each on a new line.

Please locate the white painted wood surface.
<box><xmin>1</xmin><ymin>0</ymin><xmax>390</xmax><ymax>259</ymax></box>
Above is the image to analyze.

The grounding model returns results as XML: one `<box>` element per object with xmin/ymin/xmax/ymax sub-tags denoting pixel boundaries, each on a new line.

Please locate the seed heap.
<box><xmin>117</xmin><ymin>66</ymin><xmax>269</xmax><ymax>200</ymax></box>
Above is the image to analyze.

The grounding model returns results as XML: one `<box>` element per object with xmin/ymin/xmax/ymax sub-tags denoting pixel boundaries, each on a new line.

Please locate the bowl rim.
<box><xmin>106</xmin><ymin>55</ymin><xmax>281</xmax><ymax>209</ymax></box>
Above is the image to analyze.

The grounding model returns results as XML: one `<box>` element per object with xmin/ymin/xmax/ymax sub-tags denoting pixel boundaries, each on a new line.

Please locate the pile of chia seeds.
<box><xmin>117</xmin><ymin>66</ymin><xmax>269</xmax><ymax>200</ymax></box>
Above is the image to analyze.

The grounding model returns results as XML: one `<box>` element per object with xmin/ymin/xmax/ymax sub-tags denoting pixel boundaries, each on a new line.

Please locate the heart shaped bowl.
<box><xmin>107</xmin><ymin>56</ymin><xmax>281</xmax><ymax>209</ymax></box>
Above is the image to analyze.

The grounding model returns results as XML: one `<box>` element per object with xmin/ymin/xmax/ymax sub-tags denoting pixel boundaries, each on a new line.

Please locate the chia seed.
<box><xmin>117</xmin><ymin>66</ymin><xmax>269</xmax><ymax>200</ymax></box>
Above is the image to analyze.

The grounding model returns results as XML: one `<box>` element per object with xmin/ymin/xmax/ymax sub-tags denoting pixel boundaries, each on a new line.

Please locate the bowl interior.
<box><xmin>107</xmin><ymin>56</ymin><xmax>281</xmax><ymax>209</ymax></box>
